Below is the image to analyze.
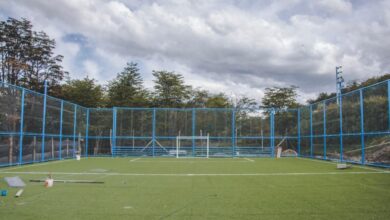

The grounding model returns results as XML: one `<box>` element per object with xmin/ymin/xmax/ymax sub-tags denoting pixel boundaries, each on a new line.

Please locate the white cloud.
<box><xmin>82</xmin><ymin>60</ymin><xmax>101</xmax><ymax>81</ymax></box>
<box><xmin>1</xmin><ymin>0</ymin><xmax>389</xmax><ymax>104</ymax></box>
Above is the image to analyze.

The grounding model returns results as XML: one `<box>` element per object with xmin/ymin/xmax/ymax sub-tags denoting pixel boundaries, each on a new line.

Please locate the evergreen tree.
<box><xmin>107</xmin><ymin>62</ymin><xmax>149</xmax><ymax>107</ymax></box>
<box><xmin>152</xmin><ymin>70</ymin><xmax>191</xmax><ymax>107</ymax></box>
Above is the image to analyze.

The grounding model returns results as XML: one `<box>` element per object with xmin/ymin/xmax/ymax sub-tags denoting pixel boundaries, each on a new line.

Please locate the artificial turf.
<box><xmin>0</xmin><ymin>157</ymin><xmax>389</xmax><ymax>220</ymax></box>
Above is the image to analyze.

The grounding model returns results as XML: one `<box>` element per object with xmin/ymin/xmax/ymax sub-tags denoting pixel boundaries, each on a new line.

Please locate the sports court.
<box><xmin>0</xmin><ymin>157</ymin><xmax>389</xmax><ymax>220</ymax></box>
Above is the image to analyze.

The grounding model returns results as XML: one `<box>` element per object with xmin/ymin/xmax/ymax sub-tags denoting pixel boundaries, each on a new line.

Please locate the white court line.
<box><xmin>0</xmin><ymin>159</ymin><xmax>72</xmax><ymax>171</ymax></box>
<box><xmin>0</xmin><ymin>171</ymin><xmax>388</xmax><ymax>177</ymax></box>
<box><xmin>129</xmin><ymin>157</ymin><xmax>142</xmax><ymax>162</ymax></box>
<box><xmin>131</xmin><ymin>160</ymin><xmax>249</xmax><ymax>163</ymax></box>
<box><xmin>297</xmin><ymin>157</ymin><xmax>388</xmax><ymax>172</ymax></box>
<box><xmin>243</xmin><ymin>158</ymin><xmax>255</xmax><ymax>162</ymax></box>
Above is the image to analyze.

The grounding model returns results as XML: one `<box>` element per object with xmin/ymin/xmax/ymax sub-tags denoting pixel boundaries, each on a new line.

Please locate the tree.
<box><xmin>60</xmin><ymin>77</ymin><xmax>105</xmax><ymax>108</ymax></box>
<box><xmin>205</xmin><ymin>93</ymin><xmax>232</xmax><ymax>108</ymax></box>
<box><xmin>107</xmin><ymin>62</ymin><xmax>149</xmax><ymax>107</ymax></box>
<box><xmin>0</xmin><ymin>17</ymin><xmax>67</xmax><ymax>163</ymax></box>
<box><xmin>0</xmin><ymin>17</ymin><xmax>67</xmax><ymax>94</ymax></box>
<box><xmin>261</xmin><ymin>86</ymin><xmax>299</xmax><ymax>109</ymax></box>
<box><xmin>234</xmin><ymin>96</ymin><xmax>258</xmax><ymax>109</ymax></box>
<box><xmin>152</xmin><ymin>70</ymin><xmax>191</xmax><ymax>107</ymax></box>
<box><xmin>186</xmin><ymin>88</ymin><xmax>210</xmax><ymax>108</ymax></box>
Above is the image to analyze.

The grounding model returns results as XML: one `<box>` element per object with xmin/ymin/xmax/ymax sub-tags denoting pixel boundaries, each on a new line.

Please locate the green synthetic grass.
<box><xmin>0</xmin><ymin>157</ymin><xmax>389</xmax><ymax>220</ymax></box>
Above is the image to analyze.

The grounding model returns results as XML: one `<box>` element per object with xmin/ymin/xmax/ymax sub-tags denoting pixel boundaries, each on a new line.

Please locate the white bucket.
<box><xmin>45</xmin><ymin>178</ymin><xmax>54</xmax><ymax>188</ymax></box>
<box><xmin>76</xmin><ymin>154</ymin><xmax>81</xmax><ymax>161</ymax></box>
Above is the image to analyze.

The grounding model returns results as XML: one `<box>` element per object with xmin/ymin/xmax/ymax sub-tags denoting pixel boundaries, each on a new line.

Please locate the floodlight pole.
<box><xmin>336</xmin><ymin>66</ymin><xmax>344</xmax><ymax>105</ymax></box>
<box><xmin>336</xmin><ymin>66</ymin><xmax>344</xmax><ymax>161</ymax></box>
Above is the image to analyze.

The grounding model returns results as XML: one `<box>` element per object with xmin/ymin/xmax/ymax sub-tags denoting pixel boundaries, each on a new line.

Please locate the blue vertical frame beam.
<box><xmin>359</xmin><ymin>89</ymin><xmax>365</xmax><ymax>164</ymax></box>
<box><xmin>388</xmin><ymin>80</ymin><xmax>390</xmax><ymax>130</ymax></box>
<box><xmin>18</xmin><ymin>89</ymin><xmax>25</xmax><ymax>165</ymax></box>
<box><xmin>192</xmin><ymin>108</ymin><xmax>196</xmax><ymax>157</ymax></box>
<box><xmin>231</xmin><ymin>109</ymin><xmax>236</xmax><ymax>157</ymax></box>
<box><xmin>85</xmin><ymin>108</ymin><xmax>90</xmax><ymax>158</ymax></box>
<box><xmin>297</xmin><ymin>109</ymin><xmax>301</xmax><ymax>156</ymax></box>
<box><xmin>323</xmin><ymin>101</ymin><xmax>327</xmax><ymax>160</ymax></box>
<box><xmin>112</xmin><ymin>107</ymin><xmax>117</xmax><ymax>157</ymax></box>
<box><xmin>152</xmin><ymin>108</ymin><xmax>156</xmax><ymax>157</ymax></box>
<box><xmin>72</xmin><ymin>105</ymin><xmax>77</xmax><ymax>158</ymax></box>
<box><xmin>309</xmin><ymin>105</ymin><xmax>313</xmax><ymax>158</ymax></box>
<box><xmin>41</xmin><ymin>80</ymin><xmax>48</xmax><ymax>161</ymax></box>
<box><xmin>339</xmin><ymin>91</ymin><xmax>344</xmax><ymax>161</ymax></box>
<box><xmin>270</xmin><ymin>109</ymin><xmax>275</xmax><ymax>157</ymax></box>
<box><xmin>59</xmin><ymin>100</ymin><xmax>64</xmax><ymax>160</ymax></box>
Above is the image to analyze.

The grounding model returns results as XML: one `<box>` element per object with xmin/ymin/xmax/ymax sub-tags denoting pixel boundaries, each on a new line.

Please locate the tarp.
<box><xmin>4</xmin><ymin>176</ymin><xmax>26</xmax><ymax>188</ymax></box>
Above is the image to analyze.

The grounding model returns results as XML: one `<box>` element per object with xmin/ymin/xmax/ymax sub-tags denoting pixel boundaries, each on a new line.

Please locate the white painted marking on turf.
<box><xmin>0</xmin><ymin>159</ymin><xmax>72</xmax><ymax>171</ymax></box>
<box><xmin>1</xmin><ymin>171</ymin><xmax>388</xmax><ymax>176</ymax></box>
<box><xmin>243</xmin><ymin>158</ymin><xmax>254</xmax><ymax>162</ymax></box>
<box><xmin>130</xmin><ymin>160</ymin><xmax>249</xmax><ymax>163</ymax></box>
<box><xmin>296</xmin><ymin>157</ymin><xmax>387</xmax><ymax>172</ymax></box>
<box><xmin>129</xmin><ymin>157</ymin><xmax>141</xmax><ymax>162</ymax></box>
<box><xmin>123</xmin><ymin>206</ymin><xmax>133</xmax><ymax>209</ymax></box>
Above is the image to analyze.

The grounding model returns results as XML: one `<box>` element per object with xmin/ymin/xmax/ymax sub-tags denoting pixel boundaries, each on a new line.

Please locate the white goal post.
<box><xmin>176</xmin><ymin>134</ymin><xmax>210</xmax><ymax>158</ymax></box>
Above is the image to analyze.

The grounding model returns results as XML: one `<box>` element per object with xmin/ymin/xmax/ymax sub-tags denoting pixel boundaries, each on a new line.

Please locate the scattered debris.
<box><xmin>44</xmin><ymin>174</ymin><xmax>54</xmax><ymax>188</ymax></box>
<box><xmin>4</xmin><ymin>176</ymin><xmax>26</xmax><ymax>188</ymax></box>
<box><xmin>15</xmin><ymin>189</ymin><xmax>24</xmax><ymax>197</ymax></box>
<box><xmin>1</xmin><ymin>190</ymin><xmax>8</xmax><ymax>196</ymax></box>
<box><xmin>337</xmin><ymin>163</ymin><xmax>351</xmax><ymax>169</ymax></box>
<box><xmin>30</xmin><ymin>179</ymin><xmax>104</xmax><ymax>184</ymax></box>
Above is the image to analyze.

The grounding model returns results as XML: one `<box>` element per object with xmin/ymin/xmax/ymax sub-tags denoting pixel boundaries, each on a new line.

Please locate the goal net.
<box><xmin>175</xmin><ymin>134</ymin><xmax>210</xmax><ymax>158</ymax></box>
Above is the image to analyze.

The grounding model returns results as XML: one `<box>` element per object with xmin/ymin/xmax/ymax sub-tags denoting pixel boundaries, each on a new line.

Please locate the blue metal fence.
<box><xmin>0</xmin><ymin>79</ymin><xmax>389</xmax><ymax>167</ymax></box>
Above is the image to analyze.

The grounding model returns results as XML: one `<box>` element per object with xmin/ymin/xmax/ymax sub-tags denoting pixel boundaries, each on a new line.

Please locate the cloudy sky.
<box><xmin>1</xmin><ymin>0</ymin><xmax>389</xmax><ymax>103</ymax></box>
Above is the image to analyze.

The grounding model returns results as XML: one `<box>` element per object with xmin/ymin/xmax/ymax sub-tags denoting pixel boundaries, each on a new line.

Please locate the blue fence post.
<box><xmin>297</xmin><ymin>109</ymin><xmax>301</xmax><ymax>156</ymax></box>
<box><xmin>72</xmin><ymin>105</ymin><xmax>77</xmax><ymax>158</ymax></box>
<box><xmin>192</xmin><ymin>108</ymin><xmax>196</xmax><ymax>157</ymax></box>
<box><xmin>18</xmin><ymin>89</ymin><xmax>25</xmax><ymax>165</ymax></box>
<box><xmin>310</xmin><ymin>105</ymin><xmax>313</xmax><ymax>158</ymax></box>
<box><xmin>231</xmin><ymin>109</ymin><xmax>236</xmax><ymax>157</ymax></box>
<box><xmin>359</xmin><ymin>89</ymin><xmax>365</xmax><ymax>164</ymax></box>
<box><xmin>85</xmin><ymin>108</ymin><xmax>89</xmax><ymax>158</ymax></box>
<box><xmin>339</xmin><ymin>92</ymin><xmax>344</xmax><ymax>162</ymax></box>
<box><xmin>41</xmin><ymin>80</ymin><xmax>48</xmax><ymax>161</ymax></box>
<box><xmin>323</xmin><ymin>101</ymin><xmax>327</xmax><ymax>160</ymax></box>
<box><xmin>152</xmin><ymin>108</ymin><xmax>156</xmax><ymax>157</ymax></box>
<box><xmin>59</xmin><ymin>100</ymin><xmax>64</xmax><ymax>160</ymax></box>
<box><xmin>112</xmin><ymin>107</ymin><xmax>117</xmax><ymax>157</ymax></box>
<box><xmin>388</xmin><ymin>80</ymin><xmax>390</xmax><ymax>130</ymax></box>
<box><xmin>270</xmin><ymin>109</ymin><xmax>275</xmax><ymax>157</ymax></box>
